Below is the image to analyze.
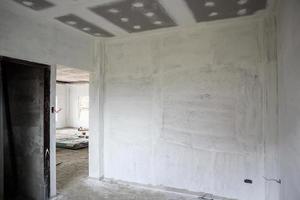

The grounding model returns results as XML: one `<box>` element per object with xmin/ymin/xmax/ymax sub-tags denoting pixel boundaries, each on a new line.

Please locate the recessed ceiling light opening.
<box><xmin>237</xmin><ymin>8</ymin><xmax>247</xmax><ymax>15</ymax></box>
<box><xmin>133</xmin><ymin>25</ymin><xmax>141</xmax><ymax>29</ymax></box>
<box><xmin>205</xmin><ymin>1</ymin><xmax>215</xmax><ymax>7</ymax></box>
<box><xmin>66</xmin><ymin>21</ymin><xmax>77</xmax><ymax>25</ymax></box>
<box><xmin>145</xmin><ymin>12</ymin><xmax>155</xmax><ymax>17</ymax></box>
<box><xmin>154</xmin><ymin>21</ymin><xmax>162</xmax><ymax>25</ymax></box>
<box><xmin>209</xmin><ymin>12</ymin><xmax>218</xmax><ymax>17</ymax></box>
<box><xmin>83</xmin><ymin>27</ymin><xmax>91</xmax><ymax>31</ymax></box>
<box><xmin>132</xmin><ymin>2</ymin><xmax>144</xmax><ymax>8</ymax></box>
<box><xmin>121</xmin><ymin>17</ymin><xmax>129</xmax><ymax>22</ymax></box>
<box><xmin>237</xmin><ymin>0</ymin><xmax>248</xmax><ymax>5</ymax></box>
<box><xmin>22</xmin><ymin>1</ymin><xmax>34</xmax><ymax>6</ymax></box>
<box><xmin>108</xmin><ymin>8</ymin><xmax>120</xmax><ymax>13</ymax></box>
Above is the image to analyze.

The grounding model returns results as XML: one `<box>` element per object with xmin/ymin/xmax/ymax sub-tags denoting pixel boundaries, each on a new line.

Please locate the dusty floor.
<box><xmin>55</xmin><ymin>178</ymin><xmax>206</xmax><ymax>200</ymax></box>
<box><xmin>56</xmin><ymin>147</ymin><xmax>88</xmax><ymax>191</ymax></box>
<box><xmin>55</xmin><ymin>148</ymin><xmax>230</xmax><ymax>200</ymax></box>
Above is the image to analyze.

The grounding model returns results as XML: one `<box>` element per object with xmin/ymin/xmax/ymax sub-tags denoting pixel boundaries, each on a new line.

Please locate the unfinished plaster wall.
<box><xmin>278</xmin><ymin>0</ymin><xmax>300</xmax><ymax>199</ymax></box>
<box><xmin>103</xmin><ymin>17</ymin><xmax>277</xmax><ymax>200</ymax></box>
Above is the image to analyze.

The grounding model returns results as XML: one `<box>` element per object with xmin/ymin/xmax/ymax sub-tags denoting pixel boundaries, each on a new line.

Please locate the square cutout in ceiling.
<box><xmin>55</xmin><ymin>14</ymin><xmax>114</xmax><ymax>37</ymax></box>
<box><xmin>13</xmin><ymin>0</ymin><xmax>55</xmax><ymax>11</ymax></box>
<box><xmin>184</xmin><ymin>0</ymin><xmax>267</xmax><ymax>22</ymax></box>
<box><xmin>89</xmin><ymin>0</ymin><xmax>177</xmax><ymax>33</ymax></box>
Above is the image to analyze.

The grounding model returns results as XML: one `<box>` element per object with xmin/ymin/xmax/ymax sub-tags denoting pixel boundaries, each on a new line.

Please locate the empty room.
<box><xmin>55</xmin><ymin>65</ymin><xmax>90</xmax><ymax>193</ymax></box>
<box><xmin>0</xmin><ymin>0</ymin><xmax>299</xmax><ymax>200</ymax></box>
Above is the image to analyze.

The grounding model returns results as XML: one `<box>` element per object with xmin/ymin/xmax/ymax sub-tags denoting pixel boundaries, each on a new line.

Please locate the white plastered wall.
<box><xmin>0</xmin><ymin>1</ymin><xmax>281</xmax><ymax>199</ymax></box>
<box><xmin>89</xmin><ymin>39</ymin><xmax>105</xmax><ymax>179</ymax></box>
<box><xmin>277</xmin><ymin>0</ymin><xmax>300</xmax><ymax>199</ymax></box>
<box><xmin>0</xmin><ymin>3</ymin><xmax>103</xmax><ymax>197</ymax></box>
<box><xmin>101</xmin><ymin>15</ymin><xmax>279</xmax><ymax>200</ymax></box>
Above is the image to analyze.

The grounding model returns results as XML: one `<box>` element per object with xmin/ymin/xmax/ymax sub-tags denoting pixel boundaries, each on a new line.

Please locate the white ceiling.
<box><xmin>4</xmin><ymin>0</ymin><xmax>273</xmax><ymax>38</ymax></box>
<box><xmin>56</xmin><ymin>65</ymin><xmax>89</xmax><ymax>83</ymax></box>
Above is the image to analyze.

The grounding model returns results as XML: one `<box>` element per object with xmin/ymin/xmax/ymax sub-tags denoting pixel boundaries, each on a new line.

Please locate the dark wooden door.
<box><xmin>1</xmin><ymin>57</ymin><xmax>50</xmax><ymax>200</ymax></box>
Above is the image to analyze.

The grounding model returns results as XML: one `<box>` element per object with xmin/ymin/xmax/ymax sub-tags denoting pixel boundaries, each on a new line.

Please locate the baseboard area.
<box><xmin>101</xmin><ymin>178</ymin><xmax>236</xmax><ymax>200</ymax></box>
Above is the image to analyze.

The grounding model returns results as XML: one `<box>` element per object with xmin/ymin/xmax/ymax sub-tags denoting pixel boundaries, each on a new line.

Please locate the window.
<box><xmin>78</xmin><ymin>96</ymin><xmax>89</xmax><ymax>122</ymax></box>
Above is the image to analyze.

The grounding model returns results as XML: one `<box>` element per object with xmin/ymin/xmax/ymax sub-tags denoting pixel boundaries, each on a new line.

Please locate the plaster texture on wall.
<box><xmin>103</xmin><ymin>17</ymin><xmax>277</xmax><ymax>200</ymax></box>
<box><xmin>89</xmin><ymin>39</ymin><xmax>105</xmax><ymax>179</ymax></box>
<box><xmin>261</xmin><ymin>16</ymin><xmax>280</xmax><ymax>200</ymax></box>
<box><xmin>278</xmin><ymin>0</ymin><xmax>300</xmax><ymax>199</ymax></box>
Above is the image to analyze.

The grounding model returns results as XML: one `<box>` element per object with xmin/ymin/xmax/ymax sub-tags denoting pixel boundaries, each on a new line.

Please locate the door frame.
<box><xmin>0</xmin><ymin>56</ymin><xmax>103</xmax><ymax>198</ymax></box>
<box><xmin>0</xmin><ymin>58</ymin><xmax>4</xmax><ymax>200</ymax></box>
<box><xmin>0</xmin><ymin>56</ymin><xmax>53</xmax><ymax>199</ymax></box>
<box><xmin>50</xmin><ymin>65</ymin><xmax>56</xmax><ymax>197</ymax></box>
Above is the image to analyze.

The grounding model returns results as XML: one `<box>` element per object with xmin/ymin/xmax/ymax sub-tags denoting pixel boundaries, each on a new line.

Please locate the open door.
<box><xmin>0</xmin><ymin>59</ymin><xmax>4</xmax><ymax>200</ymax></box>
<box><xmin>1</xmin><ymin>57</ymin><xmax>51</xmax><ymax>200</ymax></box>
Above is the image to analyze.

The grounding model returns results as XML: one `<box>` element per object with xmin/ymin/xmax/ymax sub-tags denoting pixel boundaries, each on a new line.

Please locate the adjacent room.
<box><xmin>0</xmin><ymin>0</ymin><xmax>300</xmax><ymax>200</ymax></box>
<box><xmin>55</xmin><ymin>65</ymin><xmax>90</xmax><ymax>192</ymax></box>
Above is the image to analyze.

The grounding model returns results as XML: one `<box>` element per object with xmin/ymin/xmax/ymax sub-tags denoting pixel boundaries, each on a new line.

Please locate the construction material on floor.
<box><xmin>56</xmin><ymin>128</ymin><xmax>88</xmax><ymax>150</ymax></box>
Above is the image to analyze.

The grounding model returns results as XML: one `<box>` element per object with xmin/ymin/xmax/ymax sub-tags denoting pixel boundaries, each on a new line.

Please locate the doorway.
<box><xmin>0</xmin><ymin>57</ymin><xmax>97</xmax><ymax>199</ymax></box>
<box><xmin>0</xmin><ymin>56</ymin><xmax>51</xmax><ymax>200</ymax></box>
<box><xmin>55</xmin><ymin>65</ymin><xmax>90</xmax><ymax>193</ymax></box>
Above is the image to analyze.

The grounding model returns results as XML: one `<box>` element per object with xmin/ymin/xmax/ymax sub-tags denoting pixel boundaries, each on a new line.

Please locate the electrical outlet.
<box><xmin>244</xmin><ymin>179</ymin><xmax>253</xmax><ymax>184</ymax></box>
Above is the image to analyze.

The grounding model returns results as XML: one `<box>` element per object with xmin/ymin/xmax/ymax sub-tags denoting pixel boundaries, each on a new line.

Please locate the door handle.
<box><xmin>45</xmin><ymin>148</ymin><xmax>50</xmax><ymax>158</ymax></box>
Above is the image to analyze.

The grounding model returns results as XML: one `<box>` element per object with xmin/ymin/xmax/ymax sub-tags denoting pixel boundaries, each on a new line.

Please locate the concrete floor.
<box><xmin>56</xmin><ymin>148</ymin><xmax>88</xmax><ymax>191</ymax></box>
<box><xmin>55</xmin><ymin>148</ymin><xmax>230</xmax><ymax>200</ymax></box>
<box><xmin>55</xmin><ymin>178</ymin><xmax>207</xmax><ymax>200</ymax></box>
